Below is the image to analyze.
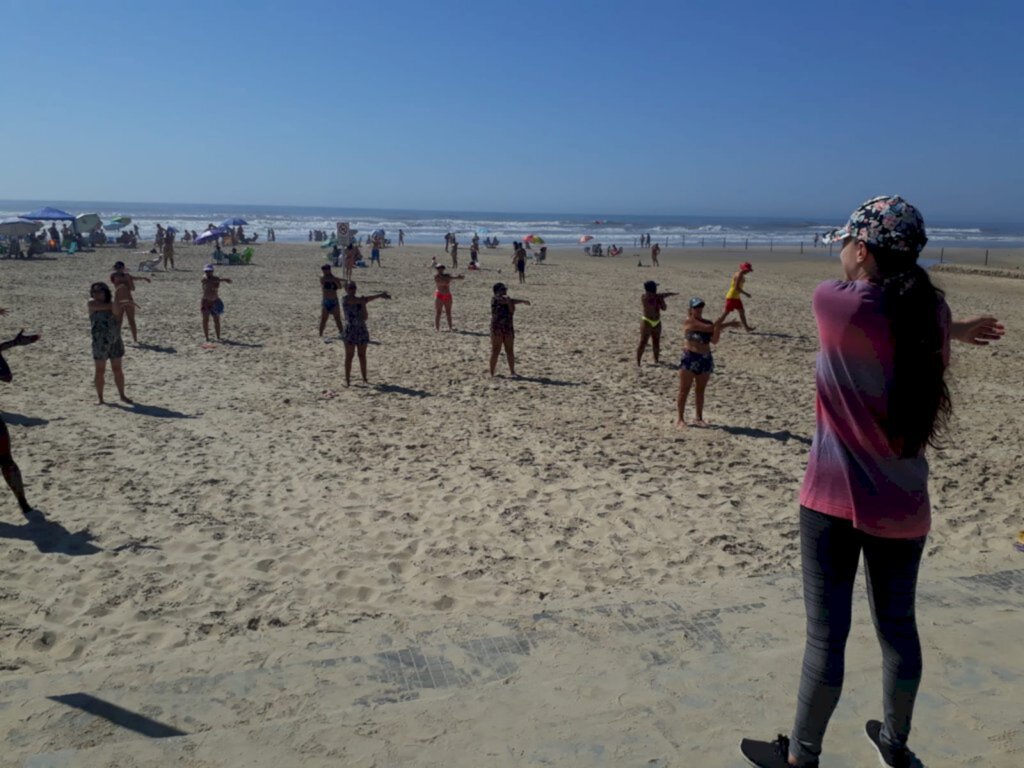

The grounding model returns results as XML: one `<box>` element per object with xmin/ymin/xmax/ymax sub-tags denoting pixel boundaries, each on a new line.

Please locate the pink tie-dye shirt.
<box><xmin>799</xmin><ymin>280</ymin><xmax>951</xmax><ymax>539</ymax></box>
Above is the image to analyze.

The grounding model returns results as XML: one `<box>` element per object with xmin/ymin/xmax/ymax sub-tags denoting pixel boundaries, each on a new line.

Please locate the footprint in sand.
<box><xmin>432</xmin><ymin>595</ymin><xmax>455</xmax><ymax>610</ymax></box>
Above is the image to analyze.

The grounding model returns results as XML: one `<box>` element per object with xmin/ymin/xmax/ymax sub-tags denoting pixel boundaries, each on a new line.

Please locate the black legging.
<box><xmin>789</xmin><ymin>506</ymin><xmax>926</xmax><ymax>765</ymax></box>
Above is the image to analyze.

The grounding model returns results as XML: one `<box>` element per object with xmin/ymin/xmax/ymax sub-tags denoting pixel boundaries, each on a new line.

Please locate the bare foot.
<box><xmin>675</xmin><ymin>418</ymin><xmax>687</xmax><ymax>429</ymax></box>
<box><xmin>693</xmin><ymin>419</ymin><xmax>710</xmax><ymax>427</ymax></box>
<box><xmin>120</xmin><ymin>395</ymin><xmax>134</xmax><ymax>404</ymax></box>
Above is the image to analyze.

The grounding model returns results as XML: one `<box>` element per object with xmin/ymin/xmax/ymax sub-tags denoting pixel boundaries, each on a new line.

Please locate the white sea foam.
<box><xmin>1</xmin><ymin>203</ymin><xmax>1021</xmax><ymax>249</ymax></box>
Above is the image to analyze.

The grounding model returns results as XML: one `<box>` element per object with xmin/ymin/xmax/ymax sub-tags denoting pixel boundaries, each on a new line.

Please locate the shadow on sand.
<box><xmin>0</xmin><ymin>410</ymin><xmax>49</xmax><ymax>427</ymax></box>
<box><xmin>0</xmin><ymin>509</ymin><xmax>102</xmax><ymax>555</ymax></box>
<box><xmin>374</xmin><ymin>383</ymin><xmax>431</xmax><ymax>398</ymax></box>
<box><xmin>451</xmin><ymin>329</ymin><xmax>489</xmax><ymax>337</ymax></box>
<box><xmin>48</xmin><ymin>693</ymin><xmax>187</xmax><ymax>738</ymax></box>
<box><xmin>109</xmin><ymin>402</ymin><xmax>196</xmax><ymax>419</ymax></box>
<box><xmin>714</xmin><ymin>424</ymin><xmax>812</xmax><ymax>445</ymax></box>
<box><xmin>134</xmin><ymin>342</ymin><xmax>177</xmax><ymax>354</ymax></box>
<box><xmin>506</xmin><ymin>375</ymin><xmax>581</xmax><ymax>387</ymax></box>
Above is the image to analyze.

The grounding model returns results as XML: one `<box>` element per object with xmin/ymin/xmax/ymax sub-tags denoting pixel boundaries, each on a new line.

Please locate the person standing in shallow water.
<box><xmin>489</xmin><ymin>282</ymin><xmax>530</xmax><ymax>376</ymax></box>
<box><xmin>636</xmin><ymin>280</ymin><xmax>677</xmax><ymax>366</ymax></box>
<box><xmin>740</xmin><ymin>196</ymin><xmax>1004</xmax><ymax>768</ymax></box>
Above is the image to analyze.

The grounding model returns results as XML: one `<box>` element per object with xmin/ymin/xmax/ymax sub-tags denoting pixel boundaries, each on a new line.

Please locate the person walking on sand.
<box><xmin>343</xmin><ymin>243</ymin><xmax>357</xmax><ymax>283</ymax></box>
<box><xmin>110</xmin><ymin>261</ymin><xmax>150</xmax><ymax>343</ymax></box>
<box><xmin>433</xmin><ymin>264</ymin><xmax>464</xmax><ymax>331</ymax></box>
<box><xmin>450</xmin><ymin>238</ymin><xmax>459</xmax><ymax>269</ymax></box>
<box><xmin>651</xmin><ymin>242</ymin><xmax>661</xmax><ymax>266</ymax></box>
<box><xmin>0</xmin><ymin>311</ymin><xmax>42</xmax><ymax>514</ymax></box>
<box><xmin>717</xmin><ymin>261</ymin><xmax>755</xmax><ymax>331</ymax></box>
<box><xmin>319</xmin><ymin>264</ymin><xmax>344</xmax><ymax>337</ymax></box>
<box><xmin>740</xmin><ymin>196</ymin><xmax>1004</xmax><ymax>768</ymax></box>
<box><xmin>489</xmin><ymin>282</ymin><xmax>530</xmax><ymax>376</ymax></box>
<box><xmin>637</xmin><ymin>280</ymin><xmax>678</xmax><ymax>366</ymax></box>
<box><xmin>162</xmin><ymin>229</ymin><xmax>175</xmax><ymax>270</ymax></box>
<box><xmin>341</xmin><ymin>282</ymin><xmax>390</xmax><ymax>386</ymax></box>
<box><xmin>512</xmin><ymin>243</ymin><xmax>527</xmax><ymax>284</ymax></box>
<box><xmin>88</xmin><ymin>283</ymin><xmax>132</xmax><ymax>405</ymax></box>
<box><xmin>676</xmin><ymin>297</ymin><xmax>729</xmax><ymax>427</ymax></box>
<box><xmin>200</xmin><ymin>265</ymin><xmax>232</xmax><ymax>341</ymax></box>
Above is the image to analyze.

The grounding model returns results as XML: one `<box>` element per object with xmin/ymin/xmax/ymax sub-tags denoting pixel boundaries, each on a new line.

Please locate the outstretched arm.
<box><xmin>365</xmin><ymin>291</ymin><xmax>392</xmax><ymax>302</ymax></box>
<box><xmin>951</xmin><ymin>316</ymin><xmax>1004</xmax><ymax>345</ymax></box>
<box><xmin>0</xmin><ymin>330</ymin><xmax>42</xmax><ymax>352</ymax></box>
<box><xmin>711</xmin><ymin>318</ymin><xmax>724</xmax><ymax>344</ymax></box>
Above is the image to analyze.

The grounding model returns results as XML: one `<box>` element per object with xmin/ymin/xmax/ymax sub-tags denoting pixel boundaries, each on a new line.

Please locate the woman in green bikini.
<box><xmin>637</xmin><ymin>280</ymin><xmax>678</xmax><ymax>366</ymax></box>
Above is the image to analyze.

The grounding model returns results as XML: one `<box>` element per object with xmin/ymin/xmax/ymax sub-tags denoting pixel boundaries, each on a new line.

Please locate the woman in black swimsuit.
<box><xmin>676</xmin><ymin>297</ymin><xmax>728</xmax><ymax>427</ymax></box>
<box><xmin>489</xmin><ymin>282</ymin><xmax>531</xmax><ymax>376</ymax></box>
<box><xmin>0</xmin><ymin>310</ymin><xmax>41</xmax><ymax>514</ymax></box>
<box><xmin>319</xmin><ymin>265</ymin><xmax>344</xmax><ymax>337</ymax></box>
<box><xmin>340</xmin><ymin>282</ymin><xmax>391</xmax><ymax>386</ymax></box>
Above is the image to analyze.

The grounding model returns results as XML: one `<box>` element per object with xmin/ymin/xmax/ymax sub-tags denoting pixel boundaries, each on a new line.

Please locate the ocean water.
<box><xmin>3</xmin><ymin>200</ymin><xmax>1023</xmax><ymax>250</ymax></box>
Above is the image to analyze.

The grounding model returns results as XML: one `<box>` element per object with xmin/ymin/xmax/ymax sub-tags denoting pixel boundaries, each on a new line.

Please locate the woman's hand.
<box><xmin>951</xmin><ymin>316</ymin><xmax>1004</xmax><ymax>345</ymax></box>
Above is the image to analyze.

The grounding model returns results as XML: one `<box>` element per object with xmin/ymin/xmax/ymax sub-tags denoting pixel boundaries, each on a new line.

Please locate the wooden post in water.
<box><xmin>745</xmin><ymin>239</ymin><xmax>748</xmax><ymax>250</ymax></box>
<box><xmin>985</xmin><ymin>249</ymin><xmax>989</xmax><ymax>265</ymax></box>
<box><xmin>940</xmin><ymin>248</ymin><xmax>944</xmax><ymax>263</ymax></box>
<box><xmin>770</xmin><ymin>239</ymin><xmax>774</xmax><ymax>252</ymax></box>
<box><xmin>800</xmin><ymin>242</ymin><xmax>804</xmax><ymax>254</ymax></box>
<box><xmin>722</xmin><ymin>238</ymin><xmax>726</xmax><ymax>248</ymax></box>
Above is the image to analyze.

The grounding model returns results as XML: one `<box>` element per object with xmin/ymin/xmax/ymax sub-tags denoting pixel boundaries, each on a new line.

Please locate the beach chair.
<box><xmin>138</xmin><ymin>252</ymin><xmax>162</xmax><ymax>272</ymax></box>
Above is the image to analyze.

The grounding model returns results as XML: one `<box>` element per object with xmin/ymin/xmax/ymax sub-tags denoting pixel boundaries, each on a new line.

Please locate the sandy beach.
<box><xmin>2</xmin><ymin>242</ymin><xmax>1023</xmax><ymax>765</ymax></box>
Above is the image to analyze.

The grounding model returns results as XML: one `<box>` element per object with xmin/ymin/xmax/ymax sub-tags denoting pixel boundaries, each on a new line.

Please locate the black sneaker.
<box><xmin>865</xmin><ymin>719</ymin><xmax>923</xmax><ymax>768</ymax></box>
<box><xmin>740</xmin><ymin>734</ymin><xmax>816</xmax><ymax>767</ymax></box>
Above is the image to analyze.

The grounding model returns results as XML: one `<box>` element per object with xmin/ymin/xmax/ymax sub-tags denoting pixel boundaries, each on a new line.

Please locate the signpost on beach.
<box><xmin>336</xmin><ymin>221</ymin><xmax>352</xmax><ymax>247</ymax></box>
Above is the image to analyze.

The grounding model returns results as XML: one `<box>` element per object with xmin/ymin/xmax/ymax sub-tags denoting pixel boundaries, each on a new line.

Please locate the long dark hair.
<box><xmin>870</xmin><ymin>245</ymin><xmax>951</xmax><ymax>457</ymax></box>
<box><xmin>90</xmin><ymin>282</ymin><xmax>112</xmax><ymax>303</ymax></box>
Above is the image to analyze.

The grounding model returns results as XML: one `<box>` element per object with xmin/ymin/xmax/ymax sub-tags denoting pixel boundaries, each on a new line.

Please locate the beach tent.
<box><xmin>21</xmin><ymin>206</ymin><xmax>75</xmax><ymax>221</ymax></box>
<box><xmin>75</xmin><ymin>213</ymin><xmax>102</xmax><ymax>232</ymax></box>
<box><xmin>0</xmin><ymin>218</ymin><xmax>42</xmax><ymax>237</ymax></box>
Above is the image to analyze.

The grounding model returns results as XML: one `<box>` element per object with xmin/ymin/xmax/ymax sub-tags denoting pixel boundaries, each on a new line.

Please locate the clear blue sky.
<box><xmin>3</xmin><ymin>0</ymin><xmax>1022</xmax><ymax>221</ymax></box>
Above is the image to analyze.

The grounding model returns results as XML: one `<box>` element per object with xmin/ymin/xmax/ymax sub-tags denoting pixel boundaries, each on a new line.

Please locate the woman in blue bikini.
<box><xmin>319</xmin><ymin>264</ymin><xmax>344</xmax><ymax>337</ymax></box>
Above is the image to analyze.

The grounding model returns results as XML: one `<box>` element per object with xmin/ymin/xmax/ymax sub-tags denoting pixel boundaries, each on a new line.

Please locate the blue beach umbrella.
<box><xmin>195</xmin><ymin>226</ymin><xmax>229</xmax><ymax>245</ymax></box>
<box><xmin>105</xmin><ymin>215</ymin><xmax>132</xmax><ymax>230</ymax></box>
<box><xmin>220</xmin><ymin>217</ymin><xmax>248</xmax><ymax>227</ymax></box>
